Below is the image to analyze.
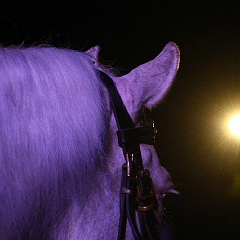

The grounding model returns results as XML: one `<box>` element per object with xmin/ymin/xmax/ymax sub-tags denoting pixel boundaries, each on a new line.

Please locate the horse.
<box><xmin>0</xmin><ymin>42</ymin><xmax>179</xmax><ymax>239</ymax></box>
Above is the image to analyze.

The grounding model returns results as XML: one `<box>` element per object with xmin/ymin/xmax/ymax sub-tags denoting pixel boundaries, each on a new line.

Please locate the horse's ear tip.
<box><xmin>166</xmin><ymin>41</ymin><xmax>179</xmax><ymax>49</ymax></box>
<box><xmin>164</xmin><ymin>42</ymin><xmax>180</xmax><ymax>55</ymax></box>
<box><xmin>94</xmin><ymin>45</ymin><xmax>101</xmax><ymax>51</ymax></box>
<box><xmin>162</xmin><ymin>42</ymin><xmax>180</xmax><ymax>70</ymax></box>
<box><xmin>167</xmin><ymin>41</ymin><xmax>177</xmax><ymax>46</ymax></box>
<box><xmin>86</xmin><ymin>45</ymin><xmax>101</xmax><ymax>54</ymax></box>
<box><xmin>86</xmin><ymin>45</ymin><xmax>101</xmax><ymax>61</ymax></box>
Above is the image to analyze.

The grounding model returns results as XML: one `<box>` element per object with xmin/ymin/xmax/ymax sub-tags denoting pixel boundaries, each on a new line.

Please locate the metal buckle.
<box><xmin>117</xmin><ymin>124</ymin><xmax>157</xmax><ymax>147</ymax></box>
<box><xmin>125</xmin><ymin>153</ymin><xmax>134</xmax><ymax>177</ymax></box>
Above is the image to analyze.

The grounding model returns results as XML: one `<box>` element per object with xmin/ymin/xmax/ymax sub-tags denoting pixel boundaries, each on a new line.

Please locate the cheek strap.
<box><xmin>99</xmin><ymin>70</ymin><xmax>160</xmax><ymax>240</ymax></box>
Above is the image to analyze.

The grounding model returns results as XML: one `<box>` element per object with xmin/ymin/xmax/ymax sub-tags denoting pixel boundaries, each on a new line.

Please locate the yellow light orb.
<box><xmin>229</xmin><ymin>115</ymin><xmax>240</xmax><ymax>136</ymax></box>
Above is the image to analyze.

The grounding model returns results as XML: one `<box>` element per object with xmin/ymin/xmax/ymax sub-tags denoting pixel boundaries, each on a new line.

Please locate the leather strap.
<box><xmin>137</xmin><ymin>171</ymin><xmax>159</xmax><ymax>240</ymax></box>
<box><xmin>99</xmin><ymin>71</ymin><xmax>134</xmax><ymax>130</ymax></box>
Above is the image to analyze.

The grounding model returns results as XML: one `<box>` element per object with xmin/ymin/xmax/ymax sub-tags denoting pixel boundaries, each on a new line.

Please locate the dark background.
<box><xmin>1</xmin><ymin>1</ymin><xmax>240</xmax><ymax>239</ymax></box>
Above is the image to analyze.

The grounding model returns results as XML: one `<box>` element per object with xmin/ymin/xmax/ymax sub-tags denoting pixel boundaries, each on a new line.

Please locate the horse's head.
<box><xmin>0</xmin><ymin>43</ymin><xmax>179</xmax><ymax>240</ymax></box>
<box><xmin>87</xmin><ymin>42</ymin><xmax>180</xmax><ymax>236</ymax></box>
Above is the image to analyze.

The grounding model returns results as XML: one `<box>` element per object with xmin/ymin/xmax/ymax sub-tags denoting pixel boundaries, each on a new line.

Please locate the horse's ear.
<box><xmin>86</xmin><ymin>46</ymin><xmax>101</xmax><ymax>67</ymax></box>
<box><xmin>118</xmin><ymin>42</ymin><xmax>180</xmax><ymax>109</ymax></box>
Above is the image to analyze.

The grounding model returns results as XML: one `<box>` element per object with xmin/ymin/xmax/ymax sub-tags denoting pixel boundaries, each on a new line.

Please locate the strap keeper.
<box><xmin>121</xmin><ymin>188</ymin><xmax>133</xmax><ymax>195</ymax></box>
<box><xmin>137</xmin><ymin>203</ymin><xmax>154</xmax><ymax>212</ymax></box>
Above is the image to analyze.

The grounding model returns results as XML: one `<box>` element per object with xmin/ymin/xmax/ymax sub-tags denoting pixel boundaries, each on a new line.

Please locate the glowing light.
<box><xmin>229</xmin><ymin>115</ymin><xmax>240</xmax><ymax>136</ymax></box>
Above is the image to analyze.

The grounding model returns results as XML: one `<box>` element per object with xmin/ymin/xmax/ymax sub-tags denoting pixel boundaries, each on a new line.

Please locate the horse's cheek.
<box><xmin>140</xmin><ymin>144</ymin><xmax>157</xmax><ymax>172</ymax></box>
<box><xmin>140</xmin><ymin>145</ymin><xmax>170</xmax><ymax>194</ymax></box>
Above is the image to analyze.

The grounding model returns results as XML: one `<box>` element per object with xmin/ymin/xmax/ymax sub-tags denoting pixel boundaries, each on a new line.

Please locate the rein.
<box><xmin>99</xmin><ymin>71</ymin><xmax>161</xmax><ymax>240</ymax></box>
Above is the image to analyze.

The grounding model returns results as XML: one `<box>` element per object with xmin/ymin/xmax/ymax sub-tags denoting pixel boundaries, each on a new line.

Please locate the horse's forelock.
<box><xmin>0</xmin><ymin>47</ymin><xmax>109</xmax><ymax>238</ymax></box>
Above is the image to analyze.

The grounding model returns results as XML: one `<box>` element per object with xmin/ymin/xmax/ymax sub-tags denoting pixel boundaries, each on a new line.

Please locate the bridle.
<box><xmin>99</xmin><ymin>71</ymin><xmax>161</xmax><ymax>240</ymax></box>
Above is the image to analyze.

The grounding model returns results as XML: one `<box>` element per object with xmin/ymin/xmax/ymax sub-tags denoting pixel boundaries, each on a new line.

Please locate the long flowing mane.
<box><xmin>0</xmin><ymin>47</ymin><xmax>109</xmax><ymax>239</ymax></box>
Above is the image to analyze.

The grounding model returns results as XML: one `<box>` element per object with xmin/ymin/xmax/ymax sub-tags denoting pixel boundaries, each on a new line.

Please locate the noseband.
<box><xmin>99</xmin><ymin>71</ymin><xmax>160</xmax><ymax>240</ymax></box>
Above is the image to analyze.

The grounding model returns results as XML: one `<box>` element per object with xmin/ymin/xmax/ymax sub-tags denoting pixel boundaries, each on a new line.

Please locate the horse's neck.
<box><xmin>53</xmin><ymin>171</ymin><xmax>119</xmax><ymax>239</ymax></box>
